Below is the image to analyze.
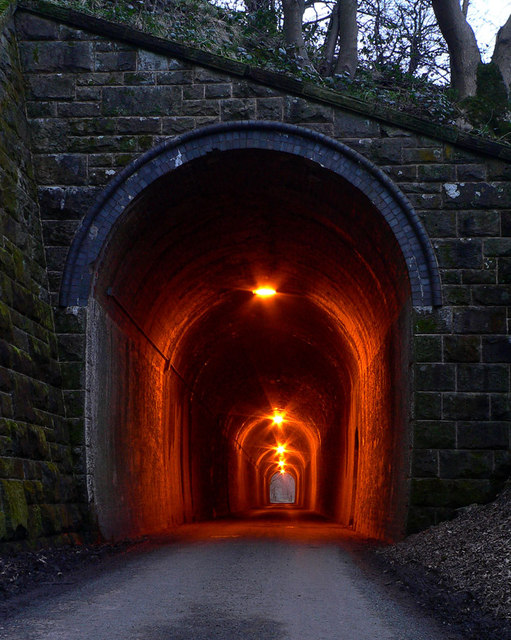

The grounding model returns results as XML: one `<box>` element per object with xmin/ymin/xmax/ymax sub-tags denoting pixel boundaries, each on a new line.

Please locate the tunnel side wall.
<box><xmin>228</xmin><ymin>442</ymin><xmax>260</xmax><ymax>514</ymax></box>
<box><xmin>88</xmin><ymin>296</ymin><xmax>241</xmax><ymax>538</ymax></box>
<box><xmin>87</xmin><ymin>298</ymin><xmax>182</xmax><ymax>539</ymax></box>
<box><xmin>1</xmin><ymin>7</ymin><xmax>509</xmax><ymax>542</ymax></box>
<box><xmin>0</xmin><ymin>8</ymin><xmax>86</xmax><ymax>548</ymax></box>
<box><xmin>348</xmin><ymin>300</ymin><xmax>412</xmax><ymax>541</ymax></box>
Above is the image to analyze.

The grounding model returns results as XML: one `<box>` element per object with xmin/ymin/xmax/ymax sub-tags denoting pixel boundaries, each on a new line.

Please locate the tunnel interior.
<box><xmin>87</xmin><ymin>148</ymin><xmax>412</xmax><ymax>542</ymax></box>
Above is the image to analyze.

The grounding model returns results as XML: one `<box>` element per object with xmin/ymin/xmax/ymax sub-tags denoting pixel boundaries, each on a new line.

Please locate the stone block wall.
<box><xmin>3</xmin><ymin>4</ymin><xmax>510</xmax><ymax>538</ymax></box>
<box><xmin>0</xmin><ymin>6</ymin><xmax>85</xmax><ymax>546</ymax></box>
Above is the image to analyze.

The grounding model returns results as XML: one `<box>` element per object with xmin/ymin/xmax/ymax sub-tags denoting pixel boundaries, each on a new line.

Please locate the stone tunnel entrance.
<box><xmin>68</xmin><ymin>124</ymin><xmax>439</xmax><ymax>543</ymax></box>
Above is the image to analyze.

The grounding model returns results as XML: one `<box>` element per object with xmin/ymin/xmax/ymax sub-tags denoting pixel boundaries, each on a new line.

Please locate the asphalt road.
<box><xmin>0</xmin><ymin>508</ymin><xmax>461</xmax><ymax>640</ymax></box>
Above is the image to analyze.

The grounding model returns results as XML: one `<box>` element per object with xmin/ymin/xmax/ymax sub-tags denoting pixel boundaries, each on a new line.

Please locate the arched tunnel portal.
<box><xmin>70</xmin><ymin>124</ymin><xmax>439</xmax><ymax>542</ymax></box>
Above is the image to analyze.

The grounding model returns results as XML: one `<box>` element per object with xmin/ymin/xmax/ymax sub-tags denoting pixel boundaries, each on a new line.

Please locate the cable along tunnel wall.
<box><xmin>76</xmin><ymin>126</ymin><xmax>430</xmax><ymax>542</ymax></box>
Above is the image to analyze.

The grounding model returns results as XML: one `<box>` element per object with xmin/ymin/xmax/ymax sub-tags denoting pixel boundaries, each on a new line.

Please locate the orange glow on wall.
<box><xmin>90</xmin><ymin>148</ymin><xmax>412</xmax><ymax>543</ymax></box>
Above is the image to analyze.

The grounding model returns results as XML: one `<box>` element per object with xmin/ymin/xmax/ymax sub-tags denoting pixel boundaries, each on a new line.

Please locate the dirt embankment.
<box><xmin>377</xmin><ymin>483</ymin><xmax>511</xmax><ymax>640</ymax></box>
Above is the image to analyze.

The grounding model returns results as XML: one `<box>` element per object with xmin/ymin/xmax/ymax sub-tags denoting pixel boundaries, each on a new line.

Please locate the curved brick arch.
<box><xmin>60</xmin><ymin>121</ymin><xmax>441</xmax><ymax>307</ymax></box>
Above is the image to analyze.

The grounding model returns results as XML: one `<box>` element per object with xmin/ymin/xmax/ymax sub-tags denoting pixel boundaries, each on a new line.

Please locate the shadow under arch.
<box><xmin>66</xmin><ymin>122</ymin><xmax>441</xmax><ymax>543</ymax></box>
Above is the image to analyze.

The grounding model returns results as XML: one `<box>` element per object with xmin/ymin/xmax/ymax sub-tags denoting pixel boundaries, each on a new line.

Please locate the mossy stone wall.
<box><xmin>0</xmin><ymin>8</ymin><xmax>85</xmax><ymax>546</ymax></box>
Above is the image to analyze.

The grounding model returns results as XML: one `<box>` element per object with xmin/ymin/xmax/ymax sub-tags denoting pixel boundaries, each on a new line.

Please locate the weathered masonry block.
<box><xmin>0</xmin><ymin>3</ymin><xmax>86</xmax><ymax>547</ymax></box>
<box><xmin>0</xmin><ymin>0</ymin><xmax>509</xmax><ymax>544</ymax></box>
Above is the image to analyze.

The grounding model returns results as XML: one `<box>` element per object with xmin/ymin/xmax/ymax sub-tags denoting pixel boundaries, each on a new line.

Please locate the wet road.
<box><xmin>0</xmin><ymin>508</ymin><xmax>460</xmax><ymax>640</ymax></box>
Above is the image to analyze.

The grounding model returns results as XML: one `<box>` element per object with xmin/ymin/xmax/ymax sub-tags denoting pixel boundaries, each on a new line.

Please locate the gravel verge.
<box><xmin>0</xmin><ymin>539</ymin><xmax>138</xmax><ymax>618</ymax></box>
<box><xmin>376</xmin><ymin>482</ymin><xmax>511</xmax><ymax>640</ymax></box>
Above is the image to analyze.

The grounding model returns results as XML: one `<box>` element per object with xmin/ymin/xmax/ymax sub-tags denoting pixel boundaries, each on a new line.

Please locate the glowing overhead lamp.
<box><xmin>253</xmin><ymin>287</ymin><xmax>277</xmax><ymax>297</ymax></box>
<box><xmin>276</xmin><ymin>444</ymin><xmax>286</xmax><ymax>455</ymax></box>
<box><xmin>272</xmin><ymin>412</ymin><xmax>284</xmax><ymax>426</ymax></box>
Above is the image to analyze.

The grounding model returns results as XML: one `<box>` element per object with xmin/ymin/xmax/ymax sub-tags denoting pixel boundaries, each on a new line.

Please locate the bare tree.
<box><xmin>322</xmin><ymin>1</ymin><xmax>342</xmax><ymax>75</ymax></box>
<box><xmin>354</xmin><ymin>0</ymin><xmax>447</xmax><ymax>80</ymax></box>
<box><xmin>431</xmin><ymin>0</ymin><xmax>481</xmax><ymax>98</ymax></box>
<box><xmin>282</xmin><ymin>0</ymin><xmax>313</xmax><ymax>66</ymax></box>
<box><xmin>432</xmin><ymin>0</ymin><xmax>511</xmax><ymax>99</ymax></box>
<box><xmin>398</xmin><ymin>1</ymin><xmax>444</xmax><ymax>76</ymax></box>
<box><xmin>493</xmin><ymin>14</ymin><xmax>511</xmax><ymax>95</ymax></box>
<box><xmin>214</xmin><ymin>0</ymin><xmax>510</xmax><ymax>106</ymax></box>
<box><xmin>322</xmin><ymin>0</ymin><xmax>358</xmax><ymax>76</ymax></box>
<box><xmin>244</xmin><ymin>0</ymin><xmax>275</xmax><ymax>11</ymax></box>
<box><xmin>334</xmin><ymin>0</ymin><xmax>358</xmax><ymax>75</ymax></box>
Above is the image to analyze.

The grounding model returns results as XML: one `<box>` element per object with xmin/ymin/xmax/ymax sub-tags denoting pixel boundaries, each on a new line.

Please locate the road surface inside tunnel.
<box><xmin>0</xmin><ymin>508</ymin><xmax>459</xmax><ymax>640</ymax></box>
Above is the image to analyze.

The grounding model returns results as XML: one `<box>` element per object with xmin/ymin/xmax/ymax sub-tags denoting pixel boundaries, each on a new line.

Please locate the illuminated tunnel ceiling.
<box><xmin>92</xmin><ymin>149</ymin><xmax>412</xmax><ymax>541</ymax></box>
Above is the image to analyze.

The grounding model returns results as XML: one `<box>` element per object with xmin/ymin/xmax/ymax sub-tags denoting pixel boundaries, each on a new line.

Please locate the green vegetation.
<box><xmin>0</xmin><ymin>0</ymin><xmax>15</xmax><ymax>31</ymax></box>
<box><xmin>46</xmin><ymin>0</ymin><xmax>249</xmax><ymax>55</ymax></box>
<box><xmin>0</xmin><ymin>0</ymin><xmax>14</xmax><ymax>14</ymax></box>
<box><xmin>0</xmin><ymin>479</ymin><xmax>29</xmax><ymax>537</ymax></box>
<box><xmin>462</xmin><ymin>63</ymin><xmax>511</xmax><ymax>139</ymax></box>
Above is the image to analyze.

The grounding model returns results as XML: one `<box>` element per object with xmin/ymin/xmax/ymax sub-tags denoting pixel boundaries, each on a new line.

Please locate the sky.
<box><xmin>469</xmin><ymin>0</ymin><xmax>511</xmax><ymax>59</ymax></box>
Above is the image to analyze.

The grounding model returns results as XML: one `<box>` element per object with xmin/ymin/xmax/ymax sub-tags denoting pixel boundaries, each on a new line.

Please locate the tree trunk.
<box><xmin>408</xmin><ymin>34</ymin><xmax>420</xmax><ymax>76</ymax></box>
<box><xmin>322</xmin><ymin>1</ymin><xmax>341</xmax><ymax>76</ymax></box>
<box><xmin>334</xmin><ymin>0</ymin><xmax>358</xmax><ymax>76</ymax></box>
<box><xmin>492</xmin><ymin>14</ymin><xmax>511</xmax><ymax>95</ymax></box>
<box><xmin>432</xmin><ymin>0</ymin><xmax>481</xmax><ymax>98</ymax></box>
<box><xmin>282</xmin><ymin>0</ymin><xmax>311</xmax><ymax>67</ymax></box>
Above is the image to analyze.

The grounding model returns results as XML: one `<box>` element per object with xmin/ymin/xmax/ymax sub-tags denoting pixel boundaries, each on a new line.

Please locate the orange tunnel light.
<box><xmin>253</xmin><ymin>287</ymin><xmax>277</xmax><ymax>297</ymax></box>
<box><xmin>272</xmin><ymin>412</ymin><xmax>284</xmax><ymax>425</ymax></box>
